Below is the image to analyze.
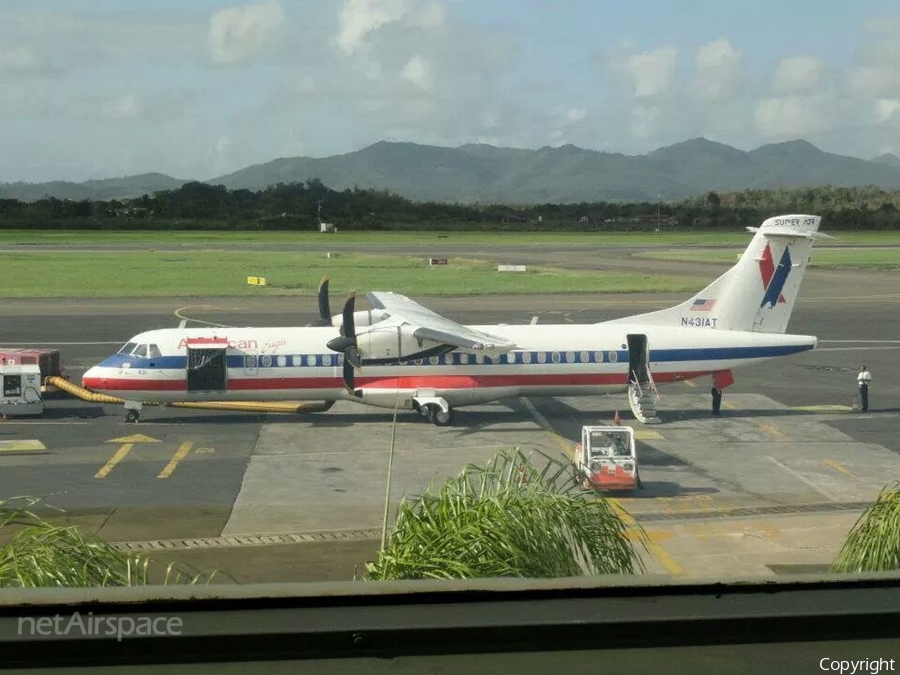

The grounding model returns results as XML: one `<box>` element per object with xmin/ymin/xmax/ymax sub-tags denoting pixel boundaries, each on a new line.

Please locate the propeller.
<box><xmin>312</xmin><ymin>276</ymin><xmax>332</xmax><ymax>327</ymax></box>
<box><xmin>326</xmin><ymin>292</ymin><xmax>361</xmax><ymax>391</ymax></box>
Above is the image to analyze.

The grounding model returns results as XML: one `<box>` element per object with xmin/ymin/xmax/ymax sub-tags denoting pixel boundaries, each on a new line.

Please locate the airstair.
<box><xmin>626</xmin><ymin>334</ymin><xmax>661</xmax><ymax>424</ymax></box>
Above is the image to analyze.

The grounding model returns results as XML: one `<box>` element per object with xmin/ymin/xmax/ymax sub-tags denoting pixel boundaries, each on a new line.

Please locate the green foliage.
<box><xmin>363</xmin><ymin>448</ymin><xmax>647</xmax><ymax>581</ymax></box>
<box><xmin>1</xmin><ymin>179</ymin><xmax>898</xmax><ymax>232</ymax></box>
<box><xmin>0</xmin><ymin>497</ymin><xmax>217</xmax><ymax>587</ymax></box>
<box><xmin>831</xmin><ymin>483</ymin><xmax>900</xmax><ymax>573</ymax></box>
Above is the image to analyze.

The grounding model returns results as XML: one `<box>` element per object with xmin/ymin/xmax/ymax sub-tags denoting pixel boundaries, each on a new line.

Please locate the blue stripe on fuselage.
<box><xmin>97</xmin><ymin>343</ymin><xmax>812</xmax><ymax>371</ymax></box>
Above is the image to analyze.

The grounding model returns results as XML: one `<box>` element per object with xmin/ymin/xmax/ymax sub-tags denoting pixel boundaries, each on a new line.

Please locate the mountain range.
<box><xmin>4</xmin><ymin>138</ymin><xmax>900</xmax><ymax>204</ymax></box>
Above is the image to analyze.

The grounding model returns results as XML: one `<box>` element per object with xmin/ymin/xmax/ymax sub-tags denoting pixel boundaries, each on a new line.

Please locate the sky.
<box><xmin>2</xmin><ymin>0</ymin><xmax>900</xmax><ymax>183</ymax></box>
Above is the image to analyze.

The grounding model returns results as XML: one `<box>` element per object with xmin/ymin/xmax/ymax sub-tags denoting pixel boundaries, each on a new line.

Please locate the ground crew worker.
<box><xmin>711</xmin><ymin>386</ymin><xmax>722</xmax><ymax>415</ymax></box>
<box><xmin>857</xmin><ymin>365</ymin><xmax>872</xmax><ymax>412</ymax></box>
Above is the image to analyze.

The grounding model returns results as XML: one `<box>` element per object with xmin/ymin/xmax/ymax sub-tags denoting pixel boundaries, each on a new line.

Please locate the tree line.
<box><xmin>0</xmin><ymin>179</ymin><xmax>898</xmax><ymax>231</ymax></box>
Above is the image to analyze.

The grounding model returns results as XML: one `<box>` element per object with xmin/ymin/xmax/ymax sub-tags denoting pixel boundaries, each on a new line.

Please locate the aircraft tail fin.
<box><xmin>609</xmin><ymin>214</ymin><xmax>828</xmax><ymax>334</ymax></box>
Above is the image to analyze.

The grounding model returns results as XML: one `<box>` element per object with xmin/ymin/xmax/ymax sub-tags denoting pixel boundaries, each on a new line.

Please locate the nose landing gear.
<box><xmin>123</xmin><ymin>401</ymin><xmax>142</xmax><ymax>423</ymax></box>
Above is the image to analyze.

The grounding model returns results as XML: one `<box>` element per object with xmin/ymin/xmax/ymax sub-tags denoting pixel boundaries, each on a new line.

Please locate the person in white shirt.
<box><xmin>857</xmin><ymin>365</ymin><xmax>872</xmax><ymax>412</ymax></box>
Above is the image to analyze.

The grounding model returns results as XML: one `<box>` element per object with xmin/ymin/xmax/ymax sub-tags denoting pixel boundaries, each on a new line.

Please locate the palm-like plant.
<box><xmin>0</xmin><ymin>497</ymin><xmax>216</xmax><ymax>587</ymax></box>
<box><xmin>831</xmin><ymin>482</ymin><xmax>900</xmax><ymax>573</ymax></box>
<box><xmin>363</xmin><ymin>448</ymin><xmax>647</xmax><ymax>580</ymax></box>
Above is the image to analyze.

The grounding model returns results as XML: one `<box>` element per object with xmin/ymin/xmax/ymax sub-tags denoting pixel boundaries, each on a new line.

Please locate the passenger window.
<box><xmin>293</xmin><ymin>356</ymin><xmax>303</xmax><ymax>366</ymax></box>
<box><xmin>277</xmin><ymin>356</ymin><xmax>287</xmax><ymax>367</ymax></box>
<box><xmin>261</xmin><ymin>355</ymin><xmax>272</xmax><ymax>367</ymax></box>
<box><xmin>246</xmin><ymin>356</ymin><xmax>257</xmax><ymax>368</ymax></box>
<box><xmin>522</xmin><ymin>352</ymin><xmax>532</xmax><ymax>364</ymax></box>
<box><xmin>322</xmin><ymin>354</ymin><xmax>332</xmax><ymax>366</ymax></box>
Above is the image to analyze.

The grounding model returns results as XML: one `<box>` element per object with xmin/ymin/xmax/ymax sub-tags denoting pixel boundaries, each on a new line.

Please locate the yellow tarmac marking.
<box><xmin>825</xmin><ymin>459</ymin><xmax>855</xmax><ymax>478</ymax></box>
<box><xmin>519</xmin><ymin>397</ymin><xmax>574</xmax><ymax>460</ymax></box>
<box><xmin>683</xmin><ymin>379</ymin><xmax>697</xmax><ymax>388</ymax></box>
<box><xmin>0</xmin><ymin>439</ymin><xmax>47</xmax><ymax>453</ymax></box>
<box><xmin>108</xmin><ymin>434</ymin><xmax>161</xmax><ymax>444</ymax></box>
<box><xmin>158</xmin><ymin>442</ymin><xmax>193</xmax><ymax>479</ymax></box>
<box><xmin>95</xmin><ymin>444</ymin><xmax>134</xmax><ymax>479</ymax></box>
<box><xmin>758</xmin><ymin>421</ymin><xmax>789</xmax><ymax>441</ymax></box>
<box><xmin>173</xmin><ymin>305</ymin><xmax>231</xmax><ymax>328</ymax></box>
<box><xmin>634</xmin><ymin>430</ymin><xmax>664</xmax><ymax>440</ymax></box>
<box><xmin>793</xmin><ymin>405</ymin><xmax>852</xmax><ymax>413</ymax></box>
<box><xmin>723</xmin><ymin>400</ymin><xmax>735</xmax><ymax>409</ymax></box>
<box><xmin>96</xmin><ymin>434</ymin><xmax>162</xmax><ymax>479</ymax></box>
<box><xmin>608</xmin><ymin>498</ymin><xmax>683</xmax><ymax>576</ymax></box>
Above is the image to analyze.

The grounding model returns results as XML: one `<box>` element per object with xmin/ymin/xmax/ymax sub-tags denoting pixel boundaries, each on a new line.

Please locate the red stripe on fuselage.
<box><xmin>83</xmin><ymin>371</ymin><xmax>714</xmax><ymax>393</ymax></box>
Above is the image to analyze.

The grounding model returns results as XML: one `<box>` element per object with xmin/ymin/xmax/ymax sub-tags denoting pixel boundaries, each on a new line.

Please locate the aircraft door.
<box><xmin>243</xmin><ymin>355</ymin><xmax>258</xmax><ymax>376</ymax></box>
<box><xmin>626</xmin><ymin>334</ymin><xmax>650</xmax><ymax>384</ymax></box>
<box><xmin>187</xmin><ymin>348</ymin><xmax>227</xmax><ymax>392</ymax></box>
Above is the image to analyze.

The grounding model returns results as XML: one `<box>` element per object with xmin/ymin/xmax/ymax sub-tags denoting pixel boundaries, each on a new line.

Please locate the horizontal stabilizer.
<box><xmin>746</xmin><ymin>226</ymin><xmax>836</xmax><ymax>240</ymax></box>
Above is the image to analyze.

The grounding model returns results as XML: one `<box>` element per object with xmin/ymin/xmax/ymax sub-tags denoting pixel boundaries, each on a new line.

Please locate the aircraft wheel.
<box><xmin>417</xmin><ymin>404</ymin><xmax>431</xmax><ymax>418</ymax></box>
<box><xmin>431</xmin><ymin>407</ymin><xmax>454</xmax><ymax>426</ymax></box>
<box><xmin>124</xmin><ymin>409</ymin><xmax>140</xmax><ymax>423</ymax></box>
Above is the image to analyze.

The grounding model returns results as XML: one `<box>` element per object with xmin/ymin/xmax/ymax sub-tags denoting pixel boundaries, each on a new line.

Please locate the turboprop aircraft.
<box><xmin>82</xmin><ymin>214</ymin><xmax>829</xmax><ymax>425</ymax></box>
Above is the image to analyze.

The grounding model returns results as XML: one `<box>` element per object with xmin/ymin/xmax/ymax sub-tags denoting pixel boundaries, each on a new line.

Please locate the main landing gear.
<box><xmin>413</xmin><ymin>397</ymin><xmax>455</xmax><ymax>426</ymax></box>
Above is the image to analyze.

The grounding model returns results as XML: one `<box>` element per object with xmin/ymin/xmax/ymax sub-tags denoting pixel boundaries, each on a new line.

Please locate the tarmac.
<box><xmin>0</xmin><ymin>243</ymin><xmax>899</xmax><ymax>583</ymax></box>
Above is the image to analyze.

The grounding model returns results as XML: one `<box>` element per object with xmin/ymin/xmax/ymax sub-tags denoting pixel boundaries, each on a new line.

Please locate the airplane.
<box><xmin>82</xmin><ymin>214</ymin><xmax>829</xmax><ymax>425</ymax></box>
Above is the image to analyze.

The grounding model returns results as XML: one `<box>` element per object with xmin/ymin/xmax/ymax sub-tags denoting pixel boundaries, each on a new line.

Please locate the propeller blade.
<box><xmin>342</xmin><ymin>292</ymin><xmax>356</xmax><ymax>338</ymax></box>
<box><xmin>317</xmin><ymin>276</ymin><xmax>331</xmax><ymax>325</ymax></box>
<box><xmin>346</xmin><ymin>345</ymin><xmax>361</xmax><ymax>369</ymax></box>
<box><xmin>343</xmin><ymin>356</ymin><xmax>355</xmax><ymax>391</ymax></box>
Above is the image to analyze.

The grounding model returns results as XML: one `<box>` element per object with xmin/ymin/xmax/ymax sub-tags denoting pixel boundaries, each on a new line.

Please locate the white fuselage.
<box><xmin>81</xmin><ymin>323</ymin><xmax>816</xmax><ymax>410</ymax></box>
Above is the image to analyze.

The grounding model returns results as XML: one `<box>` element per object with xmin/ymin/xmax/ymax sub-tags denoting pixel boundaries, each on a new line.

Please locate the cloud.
<box><xmin>0</xmin><ymin>46</ymin><xmax>38</xmax><ymax>71</ymax></box>
<box><xmin>401</xmin><ymin>54</ymin><xmax>434</xmax><ymax>91</ymax></box>
<box><xmin>754</xmin><ymin>95</ymin><xmax>832</xmax><ymax>139</ymax></box>
<box><xmin>629</xmin><ymin>105</ymin><xmax>661</xmax><ymax>139</ymax></box>
<box><xmin>208</xmin><ymin>0</ymin><xmax>284</xmax><ymax>65</ymax></box>
<box><xmin>772</xmin><ymin>56</ymin><xmax>826</xmax><ymax>94</ymax></box>
<box><xmin>691</xmin><ymin>39</ymin><xmax>741</xmax><ymax>101</ymax></box>
<box><xmin>875</xmin><ymin>98</ymin><xmax>900</xmax><ymax>123</ymax></box>
<box><xmin>335</xmin><ymin>0</ymin><xmax>444</xmax><ymax>57</ymax></box>
<box><xmin>625</xmin><ymin>47</ymin><xmax>678</xmax><ymax>97</ymax></box>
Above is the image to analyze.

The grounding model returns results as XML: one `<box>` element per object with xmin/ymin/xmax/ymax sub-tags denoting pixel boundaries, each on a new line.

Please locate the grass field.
<box><xmin>4</xmin><ymin>251</ymin><xmax>708</xmax><ymax>297</ymax></box>
<box><xmin>633</xmin><ymin>248</ymin><xmax>900</xmax><ymax>269</ymax></box>
<box><xmin>0</xmin><ymin>229</ymin><xmax>897</xmax><ymax>247</ymax></box>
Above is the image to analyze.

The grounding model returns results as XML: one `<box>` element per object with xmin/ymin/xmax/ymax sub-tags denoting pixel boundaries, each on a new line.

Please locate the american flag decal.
<box><xmin>690</xmin><ymin>298</ymin><xmax>716</xmax><ymax>311</ymax></box>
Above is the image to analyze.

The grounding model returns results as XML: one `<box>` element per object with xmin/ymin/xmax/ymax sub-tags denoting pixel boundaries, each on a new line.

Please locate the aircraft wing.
<box><xmin>366</xmin><ymin>291</ymin><xmax>517</xmax><ymax>351</ymax></box>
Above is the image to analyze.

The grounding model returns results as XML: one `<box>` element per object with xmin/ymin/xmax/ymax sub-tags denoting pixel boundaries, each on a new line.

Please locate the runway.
<box><xmin>1</xmin><ymin>250</ymin><xmax>899</xmax><ymax>581</ymax></box>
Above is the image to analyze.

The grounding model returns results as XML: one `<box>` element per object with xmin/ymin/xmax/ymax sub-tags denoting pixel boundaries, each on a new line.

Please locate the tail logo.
<box><xmin>758</xmin><ymin>243</ymin><xmax>790</xmax><ymax>308</ymax></box>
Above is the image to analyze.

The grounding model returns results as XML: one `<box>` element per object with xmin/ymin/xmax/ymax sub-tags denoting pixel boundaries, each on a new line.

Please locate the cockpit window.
<box><xmin>118</xmin><ymin>342</ymin><xmax>137</xmax><ymax>355</ymax></box>
<box><xmin>132</xmin><ymin>344</ymin><xmax>148</xmax><ymax>358</ymax></box>
<box><xmin>148</xmin><ymin>344</ymin><xmax>162</xmax><ymax>359</ymax></box>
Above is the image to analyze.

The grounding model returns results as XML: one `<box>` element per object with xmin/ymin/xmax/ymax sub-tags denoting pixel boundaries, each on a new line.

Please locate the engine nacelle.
<box><xmin>332</xmin><ymin>309</ymin><xmax>390</xmax><ymax>330</ymax></box>
<box><xmin>356</xmin><ymin>325</ymin><xmax>436</xmax><ymax>361</ymax></box>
